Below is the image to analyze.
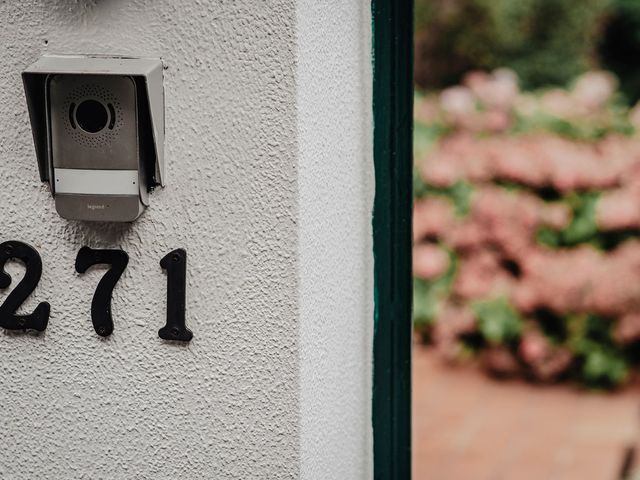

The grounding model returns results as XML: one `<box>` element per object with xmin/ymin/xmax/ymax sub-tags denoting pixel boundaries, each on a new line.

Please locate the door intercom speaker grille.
<box><xmin>62</xmin><ymin>83</ymin><xmax>124</xmax><ymax>149</ymax></box>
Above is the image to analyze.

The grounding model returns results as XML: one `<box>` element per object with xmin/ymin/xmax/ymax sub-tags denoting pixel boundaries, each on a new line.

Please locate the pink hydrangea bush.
<box><xmin>414</xmin><ymin>69</ymin><xmax>640</xmax><ymax>388</ymax></box>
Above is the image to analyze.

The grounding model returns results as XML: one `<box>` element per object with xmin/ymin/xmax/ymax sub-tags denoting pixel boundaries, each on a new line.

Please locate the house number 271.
<box><xmin>0</xmin><ymin>240</ymin><xmax>193</xmax><ymax>342</ymax></box>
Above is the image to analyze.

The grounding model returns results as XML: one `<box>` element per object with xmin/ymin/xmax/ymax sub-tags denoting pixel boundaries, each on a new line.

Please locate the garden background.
<box><xmin>413</xmin><ymin>0</ymin><xmax>640</xmax><ymax>391</ymax></box>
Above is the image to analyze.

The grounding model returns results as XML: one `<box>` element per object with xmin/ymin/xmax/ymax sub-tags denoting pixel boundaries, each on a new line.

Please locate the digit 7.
<box><xmin>75</xmin><ymin>247</ymin><xmax>128</xmax><ymax>337</ymax></box>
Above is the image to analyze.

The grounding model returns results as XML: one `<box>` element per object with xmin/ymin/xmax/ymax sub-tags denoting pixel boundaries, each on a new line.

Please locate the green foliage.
<box><xmin>413</xmin><ymin>280</ymin><xmax>437</xmax><ymax>328</ymax></box>
<box><xmin>599</xmin><ymin>0</ymin><xmax>640</xmax><ymax>103</ymax></box>
<box><xmin>413</xmin><ymin>110</ymin><xmax>454</xmax><ymax>201</ymax></box>
<box><xmin>413</xmin><ymin>97</ymin><xmax>474</xmax><ymax>224</ymax></box>
<box><xmin>559</xmin><ymin>192</ymin><xmax>600</xmax><ymax>245</ymax></box>
<box><xmin>413</xmin><ymin>250</ymin><xmax>458</xmax><ymax>329</ymax></box>
<box><xmin>472</xmin><ymin>297</ymin><xmax>522</xmax><ymax>344</ymax></box>
<box><xmin>568</xmin><ymin>314</ymin><xmax>628</xmax><ymax>387</ymax></box>
<box><xmin>510</xmin><ymin>103</ymin><xmax>634</xmax><ymax>141</ymax></box>
<box><xmin>414</xmin><ymin>181</ymin><xmax>473</xmax><ymax>218</ymax></box>
<box><xmin>412</xmin><ymin>171</ymin><xmax>430</xmax><ymax>200</ymax></box>
<box><xmin>535</xmin><ymin>191</ymin><xmax>640</xmax><ymax>251</ymax></box>
<box><xmin>413</xmin><ymin>118</ymin><xmax>447</xmax><ymax>159</ymax></box>
<box><xmin>581</xmin><ymin>347</ymin><xmax>628</xmax><ymax>387</ymax></box>
<box><xmin>478</xmin><ymin>0</ymin><xmax>610</xmax><ymax>90</ymax></box>
<box><xmin>537</xmin><ymin>192</ymin><xmax>600</xmax><ymax>247</ymax></box>
<box><xmin>415</xmin><ymin>0</ymin><xmax>611</xmax><ymax>90</ymax></box>
<box><xmin>448</xmin><ymin>181</ymin><xmax>473</xmax><ymax>217</ymax></box>
<box><xmin>414</xmin><ymin>0</ymin><xmax>496</xmax><ymax>88</ymax></box>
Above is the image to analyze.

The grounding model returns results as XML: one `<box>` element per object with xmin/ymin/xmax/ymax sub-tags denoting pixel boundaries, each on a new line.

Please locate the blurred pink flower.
<box><xmin>453</xmin><ymin>249</ymin><xmax>514</xmax><ymax>300</ymax></box>
<box><xmin>540</xmin><ymin>89</ymin><xmax>578</xmax><ymax>119</ymax></box>
<box><xmin>439</xmin><ymin>86</ymin><xmax>476</xmax><ymax>123</ymax></box>
<box><xmin>413</xmin><ymin>198</ymin><xmax>456</xmax><ymax>242</ymax></box>
<box><xmin>596</xmin><ymin>187</ymin><xmax>640</xmax><ymax>230</ymax></box>
<box><xmin>519</xmin><ymin>327</ymin><xmax>573</xmax><ymax>381</ymax></box>
<box><xmin>519</xmin><ymin>328</ymin><xmax>548</xmax><ymax>364</ymax></box>
<box><xmin>504</xmin><ymin>243</ymin><xmax>640</xmax><ymax>316</ymax></box>
<box><xmin>533</xmin><ymin>349</ymin><xmax>573</xmax><ymax>382</ymax></box>
<box><xmin>482</xmin><ymin>110</ymin><xmax>512</xmax><ymax>132</ymax></box>
<box><xmin>413</xmin><ymin>244</ymin><xmax>450</xmax><ymax>280</ymax></box>
<box><xmin>433</xmin><ymin>304</ymin><xmax>476</xmax><ymax>341</ymax></box>
<box><xmin>539</xmin><ymin>203</ymin><xmax>571</xmax><ymax>229</ymax></box>
<box><xmin>414</xmin><ymin>95</ymin><xmax>441</xmax><ymax>125</ymax></box>
<box><xmin>463</xmin><ymin>71</ymin><xmax>491</xmax><ymax>96</ymax></box>
<box><xmin>513</xmin><ymin>246</ymin><xmax>603</xmax><ymax>314</ymax></box>
<box><xmin>488</xmin><ymin>137</ymin><xmax>547</xmax><ymax>188</ymax></box>
<box><xmin>464</xmin><ymin>68</ymin><xmax>519</xmax><ymax>111</ymax></box>
<box><xmin>446</xmin><ymin>221</ymin><xmax>486</xmax><ymax>252</ymax></box>
<box><xmin>614</xmin><ymin>312</ymin><xmax>640</xmax><ymax>345</ymax></box>
<box><xmin>482</xmin><ymin>346</ymin><xmax>521</xmax><ymax>377</ymax></box>
<box><xmin>420</xmin><ymin>133</ymin><xmax>633</xmax><ymax>193</ymax></box>
<box><xmin>511</xmin><ymin>281</ymin><xmax>539</xmax><ymax>314</ymax></box>
<box><xmin>432</xmin><ymin>304</ymin><xmax>477</xmax><ymax>362</ymax></box>
<box><xmin>419</xmin><ymin>152</ymin><xmax>461</xmax><ymax>187</ymax></box>
<box><xmin>571</xmin><ymin>71</ymin><xmax>617</xmax><ymax>113</ymax></box>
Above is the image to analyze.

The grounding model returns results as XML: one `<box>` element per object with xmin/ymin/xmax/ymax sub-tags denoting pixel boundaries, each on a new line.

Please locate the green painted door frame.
<box><xmin>372</xmin><ymin>1</ymin><xmax>413</xmax><ymax>479</ymax></box>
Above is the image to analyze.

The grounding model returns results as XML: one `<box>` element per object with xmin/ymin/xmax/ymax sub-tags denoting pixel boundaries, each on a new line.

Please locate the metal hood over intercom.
<box><xmin>22</xmin><ymin>55</ymin><xmax>165</xmax><ymax>222</ymax></box>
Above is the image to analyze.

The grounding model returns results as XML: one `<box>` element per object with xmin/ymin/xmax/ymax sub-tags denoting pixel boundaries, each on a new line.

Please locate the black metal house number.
<box><xmin>0</xmin><ymin>241</ymin><xmax>50</xmax><ymax>332</ymax></box>
<box><xmin>158</xmin><ymin>249</ymin><xmax>193</xmax><ymax>342</ymax></box>
<box><xmin>0</xmin><ymin>241</ymin><xmax>192</xmax><ymax>342</ymax></box>
<box><xmin>75</xmin><ymin>247</ymin><xmax>129</xmax><ymax>337</ymax></box>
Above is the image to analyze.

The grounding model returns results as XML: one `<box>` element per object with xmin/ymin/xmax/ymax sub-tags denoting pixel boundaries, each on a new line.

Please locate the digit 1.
<box><xmin>0</xmin><ymin>241</ymin><xmax>50</xmax><ymax>332</ymax></box>
<box><xmin>75</xmin><ymin>247</ymin><xmax>128</xmax><ymax>337</ymax></box>
<box><xmin>159</xmin><ymin>248</ymin><xmax>192</xmax><ymax>342</ymax></box>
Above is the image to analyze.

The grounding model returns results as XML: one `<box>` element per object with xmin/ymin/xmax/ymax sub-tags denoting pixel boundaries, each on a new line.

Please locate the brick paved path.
<box><xmin>413</xmin><ymin>344</ymin><xmax>640</xmax><ymax>479</ymax></box>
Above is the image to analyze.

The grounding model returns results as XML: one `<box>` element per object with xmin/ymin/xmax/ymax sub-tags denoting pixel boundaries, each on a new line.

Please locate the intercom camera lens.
<box><xmin>75</xmin><ymin>99</ymin><xmax>109</xmax><ymax>134</ymax></box>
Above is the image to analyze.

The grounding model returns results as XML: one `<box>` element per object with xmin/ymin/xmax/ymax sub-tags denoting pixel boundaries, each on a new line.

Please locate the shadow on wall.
<box><xmin>69</xmin><ymin>220</ymin><xmax>134</xmax><ymax>248</ymax></box>
<box><xmin>44</xmin><ymin>0</ymin><xmax>130</xmax><ymax>23</ymax></box>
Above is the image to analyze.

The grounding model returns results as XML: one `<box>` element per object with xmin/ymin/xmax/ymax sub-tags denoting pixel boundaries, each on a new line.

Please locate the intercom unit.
<box><xmin>22</xmin><ymin>55</ymin><xmax>165</xmax><ymax>222</ymax></box>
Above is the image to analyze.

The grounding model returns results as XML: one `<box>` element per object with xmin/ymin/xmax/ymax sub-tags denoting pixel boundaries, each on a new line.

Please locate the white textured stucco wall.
<box><xmin>0</xmin><ymin>1</ymin><xmax>373</xmax><ymax>478</ymax></box>
<box><xmin>296</xmin><ymin>1</ymin><xmax>374</xmax><ymax>479</ymax></box>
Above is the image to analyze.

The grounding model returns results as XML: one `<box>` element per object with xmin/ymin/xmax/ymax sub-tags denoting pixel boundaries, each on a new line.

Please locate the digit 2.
<box><xmin>159</xmin><ymin>248</ymin><xmax>192</xmax><ymax>342</ymax></box>
<box><xmin>75</xmin><ymin>247</ymin><xmax>128</xmax><ymax>337</ymax></box>
<box><xmin>0</xmin><ymin>241</ymin><xmax>50</xmax><ymax>332</ymax></box>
